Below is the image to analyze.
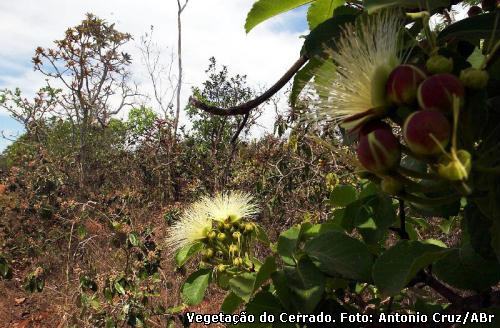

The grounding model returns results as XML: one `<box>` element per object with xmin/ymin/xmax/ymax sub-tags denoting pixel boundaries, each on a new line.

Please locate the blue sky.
<box><xmin>0</xmin><ymin>114</ymin><xmax>23</xmax><ymax>152</ymax></box>
<box><xmin>0</xmin><ymin>1</ymin><xmax>311</xmax><ymax>153</ymax></box>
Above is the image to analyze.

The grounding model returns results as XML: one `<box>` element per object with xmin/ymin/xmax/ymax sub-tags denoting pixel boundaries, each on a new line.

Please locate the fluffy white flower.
<box><xmin>312</xmin><ymin>11</ymin><xmax>404</xmax><ymax>130</ymax></box>
<box><xmin>203</xmin><ymin>191</ymin><xmax>258</xmax><ymax>223</ymax></box>
<box><xmin>165</xmin><ymin>191</ymin><xmax>258</xmax><ymax>252</ymax></box>
<box><xmin>166</xmin><ymin>201</ymin><xmax>212</xmax><ymax>252</ymax></box>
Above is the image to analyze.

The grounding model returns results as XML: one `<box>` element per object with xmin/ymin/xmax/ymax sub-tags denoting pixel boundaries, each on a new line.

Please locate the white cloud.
<box><xmin>0</xmin><ymin>0</ymin><xmax>306</xmax><ymax>135</ymax></box>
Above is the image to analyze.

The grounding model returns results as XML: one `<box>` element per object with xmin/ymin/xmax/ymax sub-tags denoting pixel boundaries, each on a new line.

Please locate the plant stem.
<box><xmin>398</xmin><ymin>199</ymin><xmax>409</xmax><ymax>240</ymax></box>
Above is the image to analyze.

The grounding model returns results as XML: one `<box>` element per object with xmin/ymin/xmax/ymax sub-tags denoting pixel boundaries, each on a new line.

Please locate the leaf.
<box><xmin>175</xmin><ymin>242</ymin><xmax>203</xmax><ymax>267</ymax></box>
<box><xmin>254</xmin><ymin>256</ymin><xmax>277</xmax><ymax>290</ymax></box>
<box><xmin>245</xmin><ymin>0</ymin><xmax>314</xmax><ymax>33</ymax></box>
<box><xmin>302</xmin><ymin>14</ymin><xmax>357</xmax><ymax>58</ymax></box>
<box><xmin>271</xmin><ymin>270</ymin><xmax>293</xmax><ymax>310</ymax></box>
<box><xmin>221</xmin><ymin>292</ymin><xmax>244</xmax><ymax>314</ymax></box>
<box><xmin>438</xmin><ymin>12</ymin><xmax>500</xmax><ymax>44</ymax></box>
<box><xmin>277</xmin><ymin>225</ymin><xmax>301</xmax><ymax>265</ymax></box>
<box><xmin>128</xmin><ymin>232</ymin><xmax>140</xmax><ymax>247</ymax></box>
<box><xmin>355</xmin><ymin>194</ymin><xmax>397</xmax><ymax>244</ymax></box>
<box><xmin>237</xmin><ymin>291</ymin><xmax>283</xmax><ymax>328</ymax></box>
<box><xmin>284</xmin><ymin>257</ymin><xmax>325</xmax><ymax>313</ymax></box>
<box><xmin>464</xmin><ymin>203</ymin><xmax>496</xmax><ymax>260</ymax></box>
<box><xmin>181</xmin><ymin>268</ymin><xmax>211</xmax><ymax>306</ymax></box>
<box><xmin>307</xmin><ymin>0</ymin><xmax>345</xmax><ymax>30</ymax></box>
<box><xmin>364</xmin><ymin>0</ymin><xmax>449</xmax><ymax>14</ymax></box>
<box><xmin>372</xmin><ymin>241</ymin><xmax>450</xmax><ymax>296</ymax></box>
<box><xmin>434</xmin><ymin>245</ymin><xmax>500</xmax><ymax>291</ymax></box>
<box><xmin>304</xmin><ymin>231</ymin><xmax>374</xmax><ymax>281</ymax></box>
<box><xmin>329</xmin><ymin>184</ymin><xmax>357</xmax><ymax>207</ymax></box>
<box><xmin>228</xmin><ymin>272</ymin><xmax>257</xmax><ymax>302</ymax></box>
<box><xmin>114</xmin><ymin>280</ymin><xmax>126</xmax><ymax>295</ymax></box>
<box><xmin>290</xmin><ymin>58</ymin><xmax>322</xmax><ymax>106</ymax></box>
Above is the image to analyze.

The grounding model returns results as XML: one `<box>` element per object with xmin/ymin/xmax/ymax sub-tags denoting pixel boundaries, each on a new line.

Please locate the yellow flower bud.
<box><xmin>437</xmin><ymin>150</ymin><xmax>472</xmax><ymax>181</ymax></box>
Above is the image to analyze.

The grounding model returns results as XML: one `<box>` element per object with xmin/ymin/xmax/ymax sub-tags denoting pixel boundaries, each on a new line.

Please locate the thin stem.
<box><xmin>424</xmin><ymin>272</ymin><xmax>463</xmax><ymax>305</ymax></box>
<box><xmin>398</xmin><ymin>199</ymin><xmax>409</xmax><ymax>240</ymax></box>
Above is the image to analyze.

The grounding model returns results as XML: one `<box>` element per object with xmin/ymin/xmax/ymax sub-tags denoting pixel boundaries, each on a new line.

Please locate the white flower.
<box><xmin>165</xmin><ymin>191</ymin><xmax>258</xmax><ymax>252</ymax></box>
<box><xmin>311</xmin><ymin>11</ymin><xmax>404</xmax><ymax>130</ymax></box>
<box><xmin>203</xmin><ymin>191</ymin><xmax>258</xmax><ymax>223</ymax></box>
<box><xmin>166</xmin><ymin>201</ymin><xmax>212</xmax><ymax>252</ymax></box>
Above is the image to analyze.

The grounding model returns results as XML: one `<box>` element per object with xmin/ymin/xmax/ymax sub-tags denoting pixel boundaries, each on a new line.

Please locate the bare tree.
<box><xmin>139</xmin><ymin>26</ymin><xmax>177</xmax><ymax>119</ymax></box>
<box><xmin>174</xmin><ymin>0</ymin><xmax>190</xmax><ymax>135</ymax></box>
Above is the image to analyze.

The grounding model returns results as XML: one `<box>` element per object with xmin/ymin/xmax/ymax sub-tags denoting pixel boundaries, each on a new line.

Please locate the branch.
<box><xmin>189</xmin><ymin>55</ymin><xmax>308</xmax><ymax>116</ymax></box>
<box><xmin>231</xmin><ymin>113</ymin><xmax>250</xmax><ymax>144</ymax></box>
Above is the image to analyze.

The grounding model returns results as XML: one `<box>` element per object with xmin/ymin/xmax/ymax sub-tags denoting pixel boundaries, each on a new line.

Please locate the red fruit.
<box><xmin>357</xmin><ymin>129</ymin><xmax>401</xmax><ymax>173</ymax></box>
<box><xmin>468</xmin><ymin>5</ymin><xmax>483</xmax><ymax>16</ymax></box>
<box><xmin>386</xmin><ymin>65</ymin><xmax>427</xmax><ymax>106</ymax></box>
<box><xmin>359</xmin><ymin>120</ymin><xmax>392</xmax><ymax>137</ymax></box>
<box><xmin>403</xmin><ymin>110</ymin><xmax>451</xmax><ymax>156</ymax></box>
<box><xmin>417</xmin><ymin>74</ymin><xmax>465</xmax><ymax>113</ymax></box>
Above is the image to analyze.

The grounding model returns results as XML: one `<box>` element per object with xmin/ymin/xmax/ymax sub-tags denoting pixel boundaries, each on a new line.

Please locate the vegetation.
<box><xmin>1</xmin><ymin>0</ymin><xmax>500</xmax><ymax>327</ymax></box>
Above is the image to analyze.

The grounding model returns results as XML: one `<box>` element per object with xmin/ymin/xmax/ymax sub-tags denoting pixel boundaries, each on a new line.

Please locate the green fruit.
<box><xmin>381</xmin><ymin>176</ymin><xmax>404</xmax><ymax>195</ymax></box>
<box><xmin>460</xmin><ymin>68</ymin><xmax>489</xmax><ymax>89</ymax></box>
<box><xmin>426</xmin><ymin>55</ymin><xmax>453</xmax><ymax>74</ymax></box>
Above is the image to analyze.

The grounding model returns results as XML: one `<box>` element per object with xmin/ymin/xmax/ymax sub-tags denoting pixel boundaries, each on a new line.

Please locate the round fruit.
<box><xmin>386</xmin><ymin>64</ymin><xmax>427</xmax><ymax>105</ymax></box>
<box><xmin>417</xmin><ymin>74</ymin><xmax>465</xmax><ymax>113</ymax></box>
<box><xmin>460</xmin><ymin>68</ymin><xmax>489</xmax><ymax>89</ymax></box>
<box><xmin>426</xmin><ymin>55</ymin><xmax>453</xmax><ymax>74</ymax></box>
<box><xmin>403</xmin><ymin>110</ymin><xmax>451</xmax><ymax>156</ymax></box>
<box><xmin>357</xmin><ymin>129</ymin><xmax>401</xmax><ymax>173</ymax></box>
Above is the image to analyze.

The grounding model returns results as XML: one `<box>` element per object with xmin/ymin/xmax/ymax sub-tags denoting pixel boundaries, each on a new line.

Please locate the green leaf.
<box><xmin>438</xmin><ymin>12</ymin><xmax>500</xmax><ymax>44</ymax></box>
<box><xmin>221</xmin><ymin>292</ymin><xmax>244</xmax><ymax>314</ymax></box>
<box><xmin>356</xmin><ymin>194</ymin><xmax>397</xmax><ymax>244</ymax></box>
<box><xmin>181</xmin><ymin>268</ymin><xmax>211</xmax><ymax>306</ymax></box>
<box><xmin>128</xmin><ymin>232</ymin><xmax>140</xmax><ymax>247</ymax></box>
<box><xmin>364</xmin><ymin>0</ymin><xmax>449</xmax><ymax>14</ymax></box>
<box><xmin>271</xmin><ymin>270</ymin><xmax>293</xmax><ymax>311</ymax></box>
<box><xmin>175</xmin><ymin>242</ymin><xmax>203</xmax><ymax>267</ymax></box>
<box><xmin>304</xmin><ymin>231</ymin><xmax>374</xmax><ymax>281</ymax></box>
<box><xmin>114</xmin><ymin>280</ymin><xmax>126</xmax><ymax>295</ymax></box>
<box><xmin>237</xmin><ymin>291</ymin><xmax>283</xmax><ymax>328</ymax></box>
<box><xmin>465</xmin><ymin>203</ymin><xmax>496</xmax><ymax>259</ymax></box>
<box><xmin>245</xmin><ymin>0</ymin><xmax>313</xmax><ymax>33</ymax></box>
<box><xmin>329</xmin><ymin>184</ymin><xmax>357</xmax><ymax>207</ymax></box>
<box><xmin>254</xmin><ymin>256</ymin><xmax>277</xmax><ymax>290</ymax></box>
<box><xmin>302</xmin><ymin>14</ymin><xmax>357</xmax><ymax>58</ymax></box>
<box><xmin>277</xmin><ymin>225</ymin><xmax>301</xmax><ymax>265</ymax></box>
<box><xmin>228</xmin><ymin>272</ymin><xmax>257</xmax><ymax>302</ymax></box>
<box><xmin>434</xmin><ymin>245</ymin><xmax>500</xmax><ymax>291</ymax></box>
<box><xmin>372</xmin><ymin>241</ymin><xmax>450</xmax><ymax>296</ymax></box>
<box><xmin>284</xmin><ymin>257</ymin><xmax>325</xmax><ymax>313</ymax></box>
<box><xmin>290</xmin><ymin>58</ymin><xmax>322</xmax><ymax>106</ymax></box>
<box><xmin>307</xmin><ymin>0</ymin><xmax>345</xmax><ymax>30</ymax></box>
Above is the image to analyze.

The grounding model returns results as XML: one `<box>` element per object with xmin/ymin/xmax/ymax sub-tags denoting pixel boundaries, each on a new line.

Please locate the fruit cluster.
<box><xmin>200</xmin><ymin>217</ymin><xmax>256</xmax><ymax>273</ymax></box>
<box><xmin>356</xmin><ymin>54</ymin><xmax>488</xmax><ymax>198</ymax></box>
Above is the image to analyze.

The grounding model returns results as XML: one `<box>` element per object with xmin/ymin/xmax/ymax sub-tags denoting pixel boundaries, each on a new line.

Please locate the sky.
<box><xmin>0</xmin><ymin>0</ymin><xmax>310</xmax><ymax>151</ymax></box>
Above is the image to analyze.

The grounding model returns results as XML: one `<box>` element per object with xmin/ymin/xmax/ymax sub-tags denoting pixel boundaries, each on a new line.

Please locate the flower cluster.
<box><xmin>166</xmin><ymin>191</ymin><xmax>259</xmax><ymax>272</ymax></box>
<box><xmin>311</xmin><ymin>10</ymin><xmax>489</xmax><ymax>203</ymax></box>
